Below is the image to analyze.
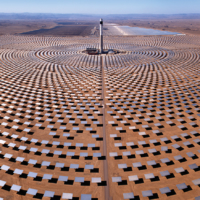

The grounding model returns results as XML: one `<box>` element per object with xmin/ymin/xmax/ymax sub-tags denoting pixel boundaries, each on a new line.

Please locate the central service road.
<box><xmin>100</xmin><ymin>55</ymin><xmax>112</xmax><ymax>200</ymax></box>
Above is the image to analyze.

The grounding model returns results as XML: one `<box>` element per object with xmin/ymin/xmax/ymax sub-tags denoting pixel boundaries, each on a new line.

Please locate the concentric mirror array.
<box><xmin>0</xmin><ymin>34</ymin><xmax>200</xmax><ymax>200</ymax></box>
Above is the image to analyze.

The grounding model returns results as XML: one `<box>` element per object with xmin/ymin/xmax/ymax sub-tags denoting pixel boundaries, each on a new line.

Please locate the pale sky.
<box><xmin>0</xmin><ymin>0</ymin><xmax>199</xmax><ymax>14</ymax></box>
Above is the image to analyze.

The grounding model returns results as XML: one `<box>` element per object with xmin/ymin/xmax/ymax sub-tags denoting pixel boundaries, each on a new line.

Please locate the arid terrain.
<box><xmin>0</xmin><ymin>20</ymin><xmax>56</xmax><ymax>35</ymax></box>
<box><xmin>0</xmin><ymin>20</ymin><xmax>98</xmax><ymax>36</ymax></box>
<box><xmin>0</xmin><ymin>17</ymin><xmax>200</xmax><ymax>37</ymax></box>
<box><xmin>0</xmin><ymin>15</ymin><xmax>200</xmax><ymax>200</ymax></box>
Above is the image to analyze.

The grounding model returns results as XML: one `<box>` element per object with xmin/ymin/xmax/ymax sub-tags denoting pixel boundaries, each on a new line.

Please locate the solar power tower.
<box><xmin>100</xmin><ymin>18</ymin><xmax>103</xmax><ymax>53</ymax></box>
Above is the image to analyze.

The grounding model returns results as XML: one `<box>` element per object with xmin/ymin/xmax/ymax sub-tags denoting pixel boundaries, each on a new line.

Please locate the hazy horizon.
<box><xmin>1</xmin><ymin>12</ymin><xmax>200</xmax><ymax>15</ymax></box>
<box><xmin>0</xmin><ymin>0</ymin><xmax>200</xmax><ymax>15</ymax></box>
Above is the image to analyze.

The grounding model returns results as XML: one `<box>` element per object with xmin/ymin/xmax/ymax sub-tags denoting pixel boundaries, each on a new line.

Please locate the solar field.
<box><xmin>0</xmin><ymin>34</ymin><xmax>200</xmax><ymax>200</ymax></box>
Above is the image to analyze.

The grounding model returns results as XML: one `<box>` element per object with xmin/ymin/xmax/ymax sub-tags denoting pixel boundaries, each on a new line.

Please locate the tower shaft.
<box><xmin>100</xmin><ymin>19</ymin><xmax>103</xmax><ymax>53</ymax></box>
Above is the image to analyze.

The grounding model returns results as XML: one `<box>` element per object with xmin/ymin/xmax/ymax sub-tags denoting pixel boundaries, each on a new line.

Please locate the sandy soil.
<box><xmin>21</xmin><ymin>25</ymin><xmax>95</xmax><ymax>37</ymax></box>
<box><xmin>0</xmin><ymin>20</ymin><xmax>57</xmax><ymax>35</ymax></box>
<box><xmin>0</xmin><ymin>20</ymin><xmax>98</xmax><ymax>37</ymax></box>
<box><xmin>1</xmin><ymin>19</ymin><xmax>200</xmax><ymax>37</ymax></box>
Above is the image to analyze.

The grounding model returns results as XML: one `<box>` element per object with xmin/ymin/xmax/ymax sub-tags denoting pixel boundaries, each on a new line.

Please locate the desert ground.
<box><xmin>0</xmin><ymin>18</ymin><xmax>200</xmax><ymax>36</ymax></box>
<box><xmin>0</xmin><ymin>18</ymin><xmax>200</xmax><ymax>200</ymax></box>
<box><xmin>0</xmin><ymin>20</ymin><xmax>98</xmax><ymax>36</ymax></box>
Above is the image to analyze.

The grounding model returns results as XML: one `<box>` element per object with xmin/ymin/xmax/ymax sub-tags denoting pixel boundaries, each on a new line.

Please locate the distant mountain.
<box><xmin>0</xmin><ymin>13</ymin><xmax>200</xmax><ymax>20</ymax></box>
<box><xmin>0</xmin><ymin>13</ymin><xmax>100</xmax><ymax>20</ymax></box>
<box><xmin>105</xmin><ymin>13</ymin><xmax>200</xmax><ymax>20</ymax></box>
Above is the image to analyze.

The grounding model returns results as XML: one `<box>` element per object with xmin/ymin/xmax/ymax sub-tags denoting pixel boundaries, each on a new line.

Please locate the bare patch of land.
<box><xmin>0</xmin><ymin>20</ymin><xmax>57</xmax><ymax>35</ymax></box>
<box><xmin>0</xmin><ymin>20</ymin><xmax>98</xmax><ymax>36</ymax></box>
<box><xmin>21</xmin><ymin>25</ymin><xmax>95</xmax><ymax>36</ymax></box>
